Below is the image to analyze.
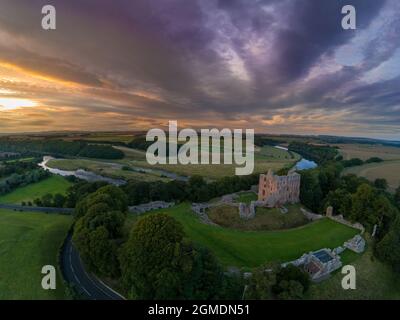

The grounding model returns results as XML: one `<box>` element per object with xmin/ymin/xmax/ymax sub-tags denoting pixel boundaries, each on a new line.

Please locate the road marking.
<box><xmin>68</xmin><ymin>241</ymin><xmax>91</xmax><ymax>297</ymax></box>
<box><xmin>78</xmin><ymin>256</ymin><xmax>116</xmax><ymax>299</ymax></box>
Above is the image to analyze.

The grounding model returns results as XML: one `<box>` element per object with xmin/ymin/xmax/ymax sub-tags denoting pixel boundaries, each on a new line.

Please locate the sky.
<box><xmin>0</xmin><ymin>0</ymin><xmax>399</xmax><ymax>140</ymax></box>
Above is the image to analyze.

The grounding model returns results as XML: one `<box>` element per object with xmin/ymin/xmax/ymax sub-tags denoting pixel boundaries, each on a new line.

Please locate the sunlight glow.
<box><xmin>0</xmin><ymin>98</ymin><xmax>37</xmax><ymax>110</ymax></box>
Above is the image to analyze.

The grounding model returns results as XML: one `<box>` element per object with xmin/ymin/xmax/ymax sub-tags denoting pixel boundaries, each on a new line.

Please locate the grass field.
<box><xmin>115</xmin><ymin>145</ymin><xmax>300</xmax><ymax>179</ymax></box>
<box><xmin>307</xmin><ymin>238</ymin><xmax>400</xmax><ymax>299</ymax></box>
<box><xmin>0</xmin><ymin>209</ymin><xmax>72</xmax><ymax>299</ymax></box>
<box><xmin>0</xmin><ymin>175</ymin><xmax>72</xmax><ymax>204</ymax></box>
<box><xmin>337</xmin><ymin>144</ymin><xmax>400</xmax><ymax>161</ymax></box>
<box><xmin>207</xmin><ymin>204</ymin><xmax>308</xmax><ymax>231</ymax></box>
<box><xmin>46</xmin><ymin>158</ymin><xmax>169</xmax><ymax>182</ymax></box>
<box><xmin>343</xmin><ymin>160</ymin><xmax>400</xmax><ymax>192</ymax></box>
<box><xmin>236</xmin><ymin>192</ymin><xmax>257</xmax><ymax>204</ymax></box>
<box><xmin>133</xmin><ymin>203</ymin><xmax>359</xmax><ymax>268</ymax></box>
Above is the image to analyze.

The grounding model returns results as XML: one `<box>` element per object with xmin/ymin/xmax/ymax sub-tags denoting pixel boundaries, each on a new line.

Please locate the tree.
<box><xmin>53</xmin><ymin>193</ymin><xmax>66</xmax><ymax>207</ymax></box>
<box><xmin>74</xmin><ymin>185</ymin><xmax>127</xmax><ymax>218</ymax></box>
<box><xmin>72</xmin><ymin>185</ymin><xmax>127</xmax><ymax>277</ymax></box>
<box><xmin>323</xmin><ymin>188</ymin><xmax>352</xmax><ymax>216</ymax></box>
<box><xmin>299</xmin><ymin>170</ymin><xmax>322</xmax><ymax>212</ymax></box>
<box><xmin>350</xmin><ymin>184</ymin><xmax>376</xmax><ymax>229</ymax></box>
<box><xmin>276</xmin><ymin>280</ymin><xmax>304</xmax><ymax>300</ymax></box>
<box><xmin>272</xmin><ymin>265</ymin><xmax>309</xmax><ymax>300</ymax></box>
<box><xmin>119</xmin><ymin>214</ymin><xmax>224</xmax><ymax>299</ymax></box>
<box><xmin>245</xmin><ymin>266</ymin><xmax>277</xmax><ymax>299</ymax></box>
<box><xmin>374</xmin><ymin>178</ymin><xmax>388</xmax><ymax>191</ymax></box>
<box><xmin>73</xmin><ymin>209</ymin><xmax>125</xmax><ymax>277</ymax></box>
<box><xmin>375</xmin><ymin>216</ymin><xmax>400</xmax><ymax>272</ymax></box>
<box><xmin>394</xmin><ymin>185</ymin><xmax>400</xmax><ymax>208</ymax></box>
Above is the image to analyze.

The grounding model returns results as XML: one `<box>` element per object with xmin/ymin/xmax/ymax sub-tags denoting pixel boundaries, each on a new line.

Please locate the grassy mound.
<box><xmin>207</xmin><ymin>204</ymin><xmax>308</xmax><ymax>231</ymax></box>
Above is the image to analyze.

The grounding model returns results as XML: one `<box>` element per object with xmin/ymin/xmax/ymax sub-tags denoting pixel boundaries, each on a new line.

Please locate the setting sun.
<box><xmin>0</xmin><ymin>98</ymin><xmax>37</xmax><ymax>110</ymax></box>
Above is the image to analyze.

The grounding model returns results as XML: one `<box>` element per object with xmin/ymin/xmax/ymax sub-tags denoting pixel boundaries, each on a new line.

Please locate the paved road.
<box><xmin>61</xmin><ymin>234</ymin><xmax>125</xmax><ymax>300</ymax></box>
<box><xmin>0</xmin><ymin>203</ymin><xmax>73</xmax><ymax>214</ymax></box>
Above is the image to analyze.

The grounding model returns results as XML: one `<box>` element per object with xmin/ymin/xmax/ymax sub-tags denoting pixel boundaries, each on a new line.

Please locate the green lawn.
<box><xmin>236</xmin><ymin>192</ymin><xmax>257</xmax><ymax>204</ymax></box>
<box><xmin>0</xmin><ymin>209</ymin><xmax>72</xmax><ymax>299</ymax></box>
<box><xmin>0</xmin><ymin>175</ymin><xmax>72</xmax><ymax>204</ymax></box>
<box><xmin>207</xmin><ymin>204</ymin><xmax>308</xmax><ymax>231</ymax></box>
<box><xmin>135</xmin><ymin>203</ymin><xmax>359</xmax><ymax>268</ymax></box>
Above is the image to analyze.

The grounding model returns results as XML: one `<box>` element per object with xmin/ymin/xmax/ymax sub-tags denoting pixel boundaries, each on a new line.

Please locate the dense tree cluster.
<box><xmin>122</xmin><ymin>174</ymin><xmax>259</xmax><ymax>205</ymax></box>
<box><xmin>72</xmin><ymin>185</ymin><xmax>128</xmax><ymax>277</ymax></box>
<box><xmin>72</xmin><ymin>188</ymin><xmax>241</xmax><ymax>299</ymax></box>
<box><xmin>288</xmin><ymin>142</ymin><xmax>338</xmax><ymax>164</ymax></box>
<box><xmin>0</xmin><ymin>159</ymin><xmax>40</xmax><ymax>178</ymax></box>
<box><xmin>341</xmin><ymin>157</ymin><xmax>383</xmax><ymax>168</ymax></box>
<box><xmin>120</xmin><ymin>214</ymin><xmax>227</xmax><ymax>299</ymax></box>
<box><xmin>246</xmin><ymin>264</ymin><xmax>310</xmax><ymax>300</ymax></box>
<box><xmin>0</xmin><ymin>139</ymin><xmax>124</xmax><ymax>159</ymax></box>
<box><xmin>253</xmin><ymin>136</ymin><xmax>281</xmax><ymax>148</ymax></box>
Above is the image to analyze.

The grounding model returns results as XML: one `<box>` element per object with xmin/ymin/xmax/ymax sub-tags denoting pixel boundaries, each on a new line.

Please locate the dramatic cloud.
<box><xmin>0</xmin><ymin>0</ymin><xmax>398</xmax><ymax>139</ymax></box>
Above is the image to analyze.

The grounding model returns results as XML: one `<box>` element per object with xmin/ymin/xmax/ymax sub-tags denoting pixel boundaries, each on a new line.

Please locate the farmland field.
<box><xmin>115</xmin><ymin>145</ymin><xmax>300</xmax><ymax>179</ymax></box>
<box><xmin>336</xmin><ymin>144</ymin><xmax>400</xmax><ymax>161</ymax></box>
<box><xmin>343</xmin><ymin>160</ymin><xmax>400</xmax><ymax>192</ymax></box>
<box><xmin>0</xmin><ymin>175</ymin><xmax>72</xmax><ymax>204</ymax></box>
<box><xmin>134</xmin><ymin>203</ymin><xmax>359</xmax><ymax>268</ymax></box>
<box><xmin>0</xmin><ymin>209</ymin><xmax>72</xmax><ymax>299</ymax></box>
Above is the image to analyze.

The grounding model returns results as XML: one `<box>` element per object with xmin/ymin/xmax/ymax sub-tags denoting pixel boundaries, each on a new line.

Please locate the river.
<box><xmin>38</xmin><ymin>156</ymin><xmax>188</xmax><ymax>185</ymax></box>
<box><xmin>38</xmin><ymin>156</ymin><xmax>126</xmax><ymax>186</ymax></box>
<box><xmin>274</xmin><ymin>146</ymin><xmax>318</xmax><ymax>170</ymax></box>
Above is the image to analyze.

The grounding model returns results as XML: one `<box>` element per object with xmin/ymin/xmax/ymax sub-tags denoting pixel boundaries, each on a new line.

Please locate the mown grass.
<box><xmin>236</xmin><ymin>192</ymin><xmax>257</xmax><ymax>204</ymax></box>
<box><xmin>0</xmin><ymin>175</ymin><xmax>72</xmax><ymax>204</ymax></box>
<box><xmin>207</xmin><ymin>204</ymin><xmax>308</xmax><ymax>231</ymax></box>
<box><xmin>131</xmin><ymin>203</ymin><xmax>359</xmax><ymax>268</ymax></box>
<box><xmin>0</xmin><ymin>209</ymin><xmax>72</xmax><ymax>299</ymax></box>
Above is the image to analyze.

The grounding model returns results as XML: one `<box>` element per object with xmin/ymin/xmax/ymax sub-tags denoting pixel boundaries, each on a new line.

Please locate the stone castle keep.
<box><xmin>258</xmin><ymin>169</ymin><xmax>300</xmax><ymax>207</ymax></box>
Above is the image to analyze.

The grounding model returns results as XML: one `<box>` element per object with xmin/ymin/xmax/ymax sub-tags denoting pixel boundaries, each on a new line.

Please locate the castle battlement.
<box><xmin>258</xmin><ymin>169</ymin><xmax>300</xmax><ymax>207</ymax></box>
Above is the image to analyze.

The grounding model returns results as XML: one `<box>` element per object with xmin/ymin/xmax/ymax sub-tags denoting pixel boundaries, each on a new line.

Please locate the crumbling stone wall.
<box><xmin>258</xmin><ymin>169</ymin><xmax>300</xmax><ymax>207</ymax></box>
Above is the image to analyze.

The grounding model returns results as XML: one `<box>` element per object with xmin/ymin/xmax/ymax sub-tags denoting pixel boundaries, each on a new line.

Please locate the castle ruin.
<box><xmin>258</xmin><ymin>169</ymin><xmax>300</xmax><ymax>207</ymax></box>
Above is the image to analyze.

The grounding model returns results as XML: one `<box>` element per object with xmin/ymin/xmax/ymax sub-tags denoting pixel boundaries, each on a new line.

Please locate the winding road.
<box><xmin>61</xmin><ymin>234</ymin><xmax>125</xmax><ymax>300</ymax></box>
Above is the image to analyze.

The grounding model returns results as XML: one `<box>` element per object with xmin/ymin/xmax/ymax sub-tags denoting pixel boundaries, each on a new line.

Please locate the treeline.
<box><xmin>0</xmin><ymin>159</ymin><xmax>40</xmax><ymax>179</ymax></box>
<box><xmin>341</xmin><ymin>156</ymin><xmax>383</xmax><ymax>168</ymax></box>
<box><xmin>0</xmin><ymin>169</ymin><xmax>50</xmax><ymax>195</ymax></box>
<box><xmin>288</xmin><ymin>142</ymin><xmax>338</xmax><ymax>164</ymax></box>
<box><xmin>254</xmin><ymin>136</ymin><xmax>281</xmax><ymax>147</ymax></box>
<box><xmin>299</xmin><ymin>161</ymin><xmax>400</xmax><ymax>272</ymax></box>
<box><xmin>0</xmin><ymin>139</ymin><xmax>124</xmax><ymax>159</ymax></box>
<box><xmin>122</xmin><ymin>174</ymin><xmax>259</xmax><ymax>205</ymax></box>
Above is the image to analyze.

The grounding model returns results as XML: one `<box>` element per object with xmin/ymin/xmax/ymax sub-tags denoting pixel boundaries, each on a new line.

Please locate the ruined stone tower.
<box><xmin>258</xmin><ymin>169</ymin><xmax>300</xmax><ymax>207</ymax></box>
